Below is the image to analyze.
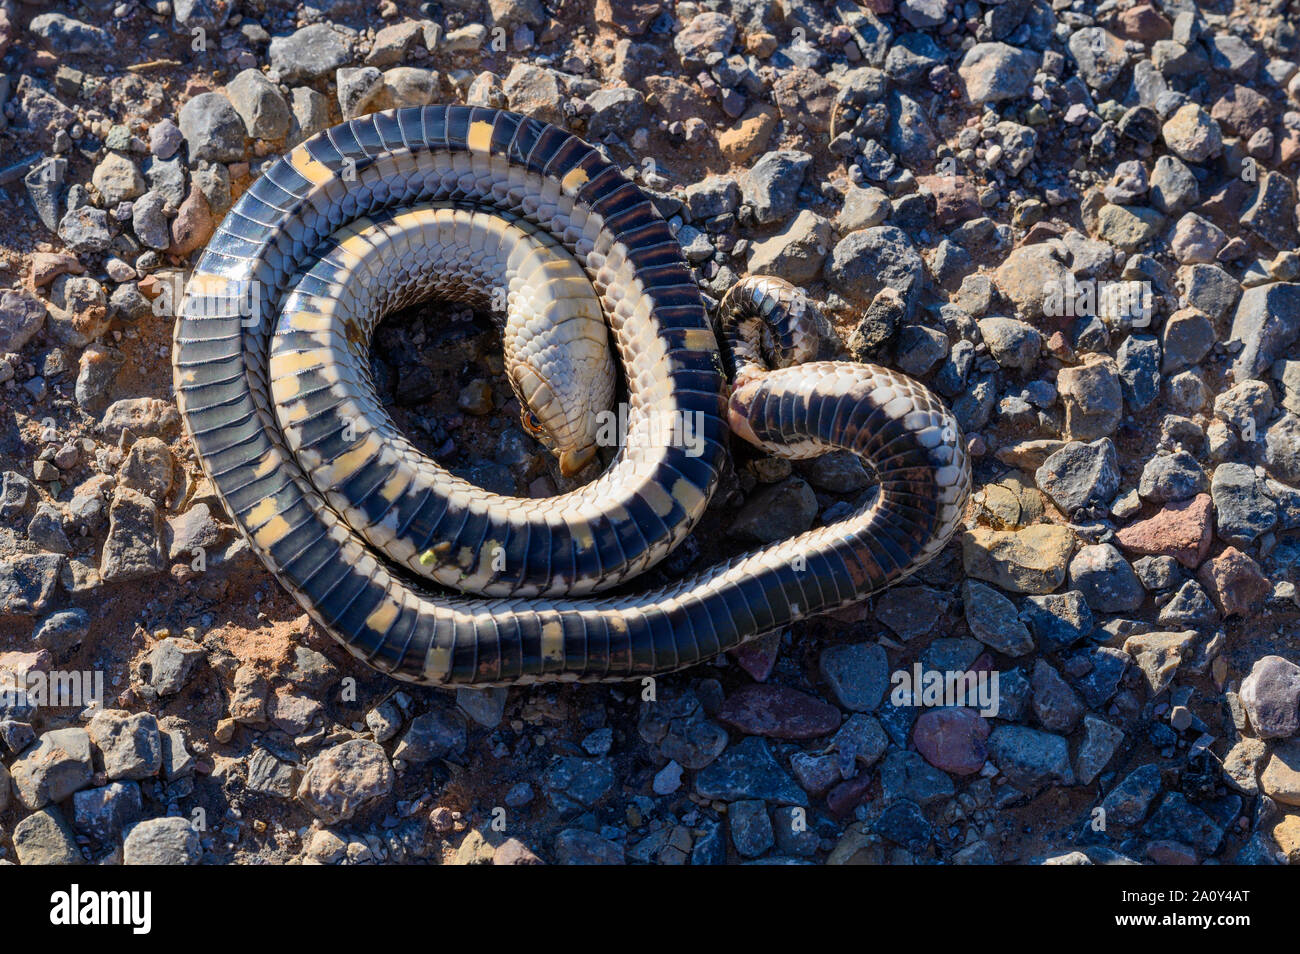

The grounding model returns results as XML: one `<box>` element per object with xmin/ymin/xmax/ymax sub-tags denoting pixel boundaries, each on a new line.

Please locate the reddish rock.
<box><xmin>858</xmin><ymin>0</ymin><xmax>893</xmax><ymax>13</ymax></box>
<box><xmin>1210</xmin><ymin>85</ymin><xmax>1274</xmax><ymax>139</ymax></box>
<box><xmin>1114</xmin><ymin>494</ymin><xmax>1213</xmax><ymax>568</ymax></box>
<box><xmin>1117</xmin><ymin>4</ymin><xmax>1171</xmax><ymax>42</ymax></box>
<box><xmin>917</xmin><ymin>174</ymin><xmax>981</xmax><ymax>227</ymax></box>
<box><xmin>1197</xmin><ymin>547</ymin><xmax>1269</xmax><ymax>617</ymax></box>
<box><xmin>29</xmin><ymin>250</ymin><xmax>83</xmax><ymax>287</ymax></box>
<box><xmin>912</xmin><ymin>708</ymin><xmax>990</xmax><ymax>775</ymax></box>
<box><xmin>593</xmin><ymin>0</ymin><xmax>663</xmax><ymax>36</ymax></box>
<box><xmin>826</xmin><ymin>772</ymin><xmax>874</xmax><ymax>816</ymax></box>
<box><xmin>731</xmin><ymin>632</ymin><xmax>781</xmax><ymax>682</ymax></box>
<box><xmin>716</xmin><ymin>684</ymin><xmax>841</xmax><ymax>740</ymax></box>
<box><xmin>1145</xmin><ymin>840</ymin><xmax>1198</xmax><ymax>864</ymax></box>
<box><xmin>169</xmin><ymin>188</ymin><xmax>215</xmax><ymax>257</ymax></box>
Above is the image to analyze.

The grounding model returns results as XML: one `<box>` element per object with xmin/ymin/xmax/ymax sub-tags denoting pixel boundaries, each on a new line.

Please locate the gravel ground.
<box><xmin>1</xmin><ymin>0</ymin><xmax>1299</xmax><ymax>866</ymax></box>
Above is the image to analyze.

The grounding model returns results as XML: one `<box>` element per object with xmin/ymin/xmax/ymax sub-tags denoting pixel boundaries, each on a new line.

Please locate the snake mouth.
<box><xmin>558</xmin><ymin>444</ymin><xmax>597</xmax><ymax>477</ymax></box>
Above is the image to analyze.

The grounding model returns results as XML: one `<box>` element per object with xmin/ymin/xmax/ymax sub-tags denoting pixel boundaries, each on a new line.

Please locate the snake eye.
<box><xmin>522</xmin><ymin>411</ymin><xmax>545</xmax><ymax>435</ymax></box>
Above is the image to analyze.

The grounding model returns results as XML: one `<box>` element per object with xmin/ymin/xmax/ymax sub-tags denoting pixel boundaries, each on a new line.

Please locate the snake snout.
<box><xmin>558</xmin><ymin>444</ymin><xmax>597</xmax><ymax>477</ymax></box>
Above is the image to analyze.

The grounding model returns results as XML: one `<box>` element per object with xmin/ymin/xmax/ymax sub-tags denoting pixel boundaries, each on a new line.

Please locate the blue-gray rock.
<box><xmin>394</xmin><ymin>708</ymin><xmax>467</xmax><ymax>763</ymax></box>
<box><xmin>742</xmin><ymin>150</ymin><xmax>811</xmax><ymax>225</ymax></box>
<box><xmin>57</xmin><ymin>206</ymin><xmax>113</xmax><ymax>254</ymax></box>
<box><xmin>988</xmin><ymin>725</ymin><xmax>1073</xmax><ymax>790</ymax></box>
<box><xmin>818</xmin><ymin>643</ymin><xmax>888</xmax><ymax>711</ymax></box>
<box><xmin>871</xmin><ymin>798</ymin><xmax>932</xmax><ymax>850</ymax></box>
<box><xmin>1117</xmin><ymin>333</ymin><xmax>1161</xmax><ymax>409</ymax></box>
<box><xmin>1075</xmin><ymin>713</ymin><xmax>1125</xmax><ymax>785</ymax></box>
<box><xmin>1068</xmin><ymin>544</ymin><xmax>1145</xmax><ymax>612</ymax></box>
<box><xmin>694</xmin><ymin>736</ymin><xmax>808</xmax><ymax>806</ymax></box>
<box><xmin>880</xmin><ymin>749</ymin><xmax>955</xmax><ymax>806</ymax></box>
<box><xmin>1210</xmin><ymin>462</ymin><xmax>1276</xmax><ymax>545</ymax></box>
<box><xmin>1142</xmin><ymin>792</ymin><xmax>1227</xmax><ymax>857</ymax></box>
<box><xmin>179</xmin><ymin>93</ymin><xmax>247</xmax><ymax>163</ymax></box>
<box><xmin>32</xmin><ymin>608</ymin><xmax>90</xmax><ymax>657</ymax></box>
<box><xmin>1068</xmin><ymin>646</ymin><xmax>1131</xmax><ymax>709</ymax></box>
<box><xmin>72</xmin><ymin>781</ymin><xmax>143</xmax><ymax>842</ymax></box>
<box><xmin>1020</xmin><ymin>591</ymin><xmax>1094</xmax><ymax>652</ymax></box>
<box><xmin>1101</xmin><ymin>763</ymin><xmax>1161</xmax><ymax>826</ymax></box>
<box><xmin>555</xmin><ymin>828</ymin><xmax>624</xmax><ymax>865</ymax></box>
<box><xmin>30</xmin><ymin>13</ymin><xmax>111</xmax><ymax>55</ymax></box>
<box><xmin>1031</xmin><ymin>660</ymin><xmax>1084</xmax><ymax>732</ymax></box>
<box><xmin>1138</xmin><ymin>450</ymin><xmax>1208</xmax><ymax>503</ymax></box>
<box><xmin>268</xmin><ymin>24</ymin><xmax>351</xmax><ymax>84</ymax></box>
<box><xmin>1036</xmin><ymin>438</ymin><xmax>1121</xmax><ymax>517</ymax></box>
<box><xmin>23</xmin><ymin>157</ymin><xmax>66</xmax><ymax>232</ymax></box>
<box><xmin>826</xmin><ymin>225</ymin><xmax>923</xmax><ymax>310</ymax></box>
<box><xmin>962</xmin><ymin>579</ymin><xmax>1035</xmax><ymax>655</ymax></box>
<box><xmin>729</xmin><ymin>799</ymin><xmax>774</xmax><ymax>858</ymax></box>
<box><xmin>543</xmin><ymin>757</ymin><xmax>614</xmax><ymax>813</ymax></box>
<box><xmin>1230</xmin><ymin>282</ymin><xmax>1300</xmax><ymax>381</ymax></box>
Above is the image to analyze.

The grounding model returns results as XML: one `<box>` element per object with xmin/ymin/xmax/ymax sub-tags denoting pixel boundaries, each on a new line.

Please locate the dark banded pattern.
<box><xmin>173</xmin><ymin>106</ymin><xmax>970</xmax><ymax>686</ymax></box>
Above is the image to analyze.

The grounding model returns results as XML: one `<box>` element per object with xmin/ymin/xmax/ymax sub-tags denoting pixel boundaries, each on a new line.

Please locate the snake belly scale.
<box><xmin>173</xmin><ymin>104</ymin><xmax>971</xmax><ymax>687</ymax></box>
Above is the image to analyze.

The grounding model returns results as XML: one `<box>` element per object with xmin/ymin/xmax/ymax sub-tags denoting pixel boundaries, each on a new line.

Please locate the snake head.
<box><xmin>509</xmin><ymin>358</ymin><xmax>608</xmax><ymax>478</ymax></box>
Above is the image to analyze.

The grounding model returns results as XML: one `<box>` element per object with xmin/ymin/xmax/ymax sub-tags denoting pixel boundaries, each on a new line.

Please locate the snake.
<box><xmin>172</xmin><ymin>105</ymin><xmax>970</xmax><ymax>687</ymax></box>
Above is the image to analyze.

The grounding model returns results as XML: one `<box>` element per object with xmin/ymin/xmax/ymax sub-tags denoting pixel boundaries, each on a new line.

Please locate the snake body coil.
<box><xmin>173</xmin><ymin>105</ymin><xmax>970</xmax><ymax>686</ymax></box>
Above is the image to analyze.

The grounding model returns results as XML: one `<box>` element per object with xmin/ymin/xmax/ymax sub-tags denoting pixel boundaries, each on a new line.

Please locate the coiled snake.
<box><xmin>172</xmin><ymin>105</ymin><xmax>970</xmax><ymax>686</ymax></box>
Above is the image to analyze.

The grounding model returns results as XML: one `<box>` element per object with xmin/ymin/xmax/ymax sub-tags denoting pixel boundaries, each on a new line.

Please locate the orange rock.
<box><xmin>718</xmin><ymin>103</ymin><xmax>778</xmax><ymax>163</ymax></box>
<box><xmin>29</xmin><ymin>250</ymin><xmax>83</xmax><ymax>288</ymax></box>
<box><xmin>1197</xmin><ymin>546</ymin><xmax>1269</xmax><ymax>617</ymax></box>
<box><xmin>1114</xmin><ymin>494</ymin><xmax>1213</xmax><ymax>568</ymax></box>
<box><xmin>169</xmin><ymin>188</ymin><xmax>214</xmax><ymax>257</ymax></box>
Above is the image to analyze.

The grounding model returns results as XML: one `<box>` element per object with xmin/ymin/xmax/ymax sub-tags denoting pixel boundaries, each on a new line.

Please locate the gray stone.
<box><xmin>146</xmin><ymin>637</ymin><xmax>204</xmax><ymax>695</ymax></box>
<box><xmin>1036</xmin><ymin>439</ymin><xmax>1120</xmax><ymax>517</ymax></box>
<box><xmin>268</xmin><ymin>24</ymin><xmax>351</xmax><ymax>84</ymax></box>
<box><xmin>13</xmin><ymin>807</ymin><xmax>82</xmax><ymax>865</ymax></box>
<box><xmin>88</xmin><ymin>710</ymin><xmax>162</xmax><ymax>781</ymax></box>
<box><xmin>1068</xmin><ymin>28</ymin><xmax>1128</xmax><ymax>91</ymax></box>
<box><xmin>178</xmin><ymin>93</ymin><xmax>246</xmax><ymax>163</ymax></box>
<box><xmin>987</xmin><ymin>725</ymin><xmax>1073</xmax><ymax>790</ymax></box>
<box><xmin>30</xmin><ymin>13</ymin><xmax>110</xmax><ymax>55</ymax></box>
<box><xmin>57</xmin><ymin>206</ymin><xmax>113</xmax><ymax>254</ymax></box>
<box><xmin>227</xmin><ymin>68</ymin><xmax>292</xmax><ymax>140</ymax></box>
<box><xmin>1020</xmin><ymin>591</ymin><xmax>1093</xmax><ymax>652</ymax></box>
<box><xmin>1240</xmin><ymin>655</ymin><xmax>1300</xmax><ymax>739</ymax></box>
<box><xmin>742</xmin><ymin>150</ymin><xmax>811</xmax><ymax>225</ymax></box>
<box><xmin>10</xmin><ymin>728</ymin><xmax>94</xmax><ymax>809</ymax></box>
<box><xmin>818</xmin><ymin>643</ymin><xmax>888</xmax><ymax>712</ymax></box>
<box><xmin>123</xmin><ymin>817</ymin><xmax>202</xmax><ymax>865</ymax></box>
<box><xmin>958</xmin><ymin>42</ymin><xmax>1038</xmax><ymax>103</ymax></box>
<box><xmin>1075</xmin><ymin>714</ymin><xmax>1124</xmax><ymax>785</ymax></box>
<box><xmin>1103</xmin><ymin>764</ymin><xmax>1162</xmax><ymax>827</ymax></box>
<box><xmin>72</xmin><ymin>781</ymin><xmax>143</xmax><ymax>842</ymax></box>
<box><xmin>100</xmin><ymin>489</ymin><xmax>165</xmax><ymax>583</ymax></box>
<box><xmin>694</xmin><ymin>736</ymin><xmax>807</xmax><ymax>806</ymax></box>
<box><xmin>1211</xmin><ymin>462</ymin><xmax>1276</xmax><ymax>545</ymax></box>
<box><xmin>1068</xmin><ymin>544</ymin><xmax>1145</xmax><ymax>613</ymax></box>
<box><xmin>978</xmin><ymin>317</ymin><xmax>1040</xmax><ymax>372</ymax></box>
<box><xmin>962</xmin><ymin>579</ymin><xmax>1034</xmax><ymax>656</ymax></box>
<box><xmin>1138</xmin><ymin>450</ymin><xmax>1208</xmax><ymax>503</ymax></box>
<box><xmin>394</xmin><ymin>708</ymin><xmax>467</xmax><ymax>763</ymax></box>
<box><xmin>826</xmin><ymin>225</ymin><xmax>923</xmax><ymax>309</ymax></box>
<box><xmin>1031</xmin><ymin>660</ymin><xmax>1084</xmax><ymax>732</ymax></box>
